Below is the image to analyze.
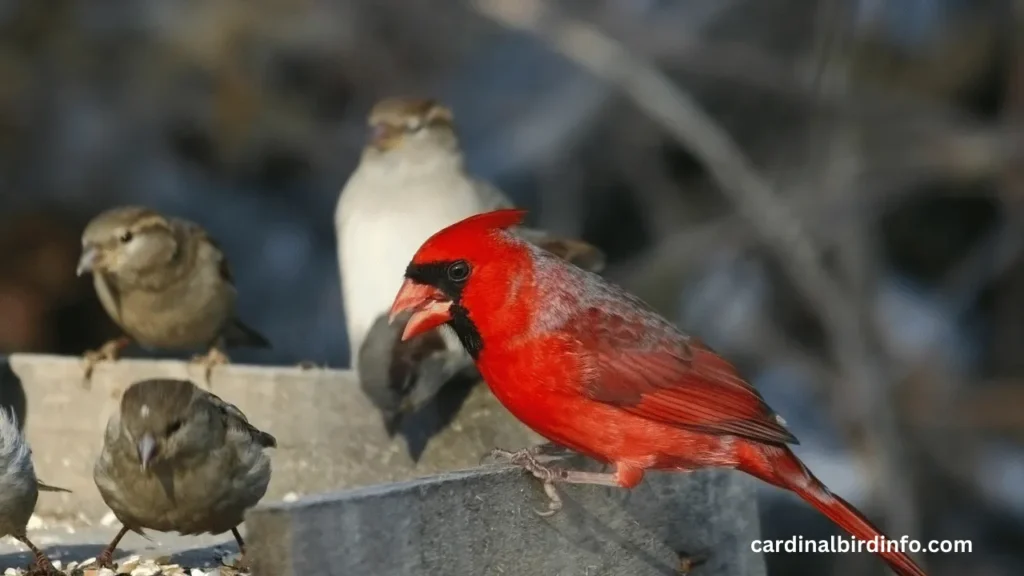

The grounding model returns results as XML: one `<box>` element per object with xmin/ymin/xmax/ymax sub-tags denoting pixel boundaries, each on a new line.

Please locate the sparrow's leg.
<box><xmin>190</xmin><ymin>345</ymin><xmax>231</xmax><ymax>388</ymax></box>
<box><xmin>231</xmin><ymin>526</ymin><xmax>247</xmax><ymax>555</ymax></box>
<box><xmin>81</xmin><ymin>335</ymin><xmax>132</xmax><ymax>386</ymax></box>
<box><xmin>97</xmin><ymin>525</ymin><xmax>130</xmax><ymax>568</ymax></box>
<box><xmin>15</xmin><ymin>535</ymin><xmax>58</xmax><ymax>575</ymax></box>
<box><xmin>487</xmin><ymin>447</ymin><xmax>622</xmax><ymax>516</ymax></box>
<box><xmin>230</xmin><ymin>527</ymin><xmax>250</xmax><ymax>569</ymax></box>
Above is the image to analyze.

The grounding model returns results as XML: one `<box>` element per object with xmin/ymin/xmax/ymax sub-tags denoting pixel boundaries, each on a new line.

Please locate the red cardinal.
<box><xmin>389</xmin><ymin>209</ymin><xmax>927</xmax><ymax>576</ymax></box>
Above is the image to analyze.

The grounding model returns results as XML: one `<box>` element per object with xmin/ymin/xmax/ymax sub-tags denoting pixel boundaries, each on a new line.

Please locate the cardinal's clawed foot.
<box><xmin>488</xmin><ymin>447</ymin><xmax>566</xmax><ymax>516</ymax></box>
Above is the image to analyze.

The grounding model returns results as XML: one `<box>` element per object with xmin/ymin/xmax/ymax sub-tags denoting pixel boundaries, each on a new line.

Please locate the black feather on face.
<box><xmin>404</xmin><ymin>260</ymin><xmax>484</xmax><ymax>359</ymax></box>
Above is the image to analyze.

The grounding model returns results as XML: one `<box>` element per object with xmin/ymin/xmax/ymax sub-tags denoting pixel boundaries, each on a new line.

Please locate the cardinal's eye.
<box><xmin>165</xmin><ymin>420</ymin><xmax>183</xmax><ymax>435</ymax></box>
<box><xmin>119</xmin><ymin>231</ymin><xmax>133</xmax><ymax>244</ymax></box>
<box><xmin>447</xmin><ymin>260</ymin><xmax>470</xmax><ymax>283</ymax></box>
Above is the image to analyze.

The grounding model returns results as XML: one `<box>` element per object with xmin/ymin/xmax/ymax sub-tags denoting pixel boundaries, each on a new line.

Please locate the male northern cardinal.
<box><xmin>336</xmin><ymin>97</ymin><xmax>604</xmax><ymax>438</ymax></box>
<box><xmin>389</xmin><ymin>208</ymin><xmax>928</xmax><ymax>576</ymax></box>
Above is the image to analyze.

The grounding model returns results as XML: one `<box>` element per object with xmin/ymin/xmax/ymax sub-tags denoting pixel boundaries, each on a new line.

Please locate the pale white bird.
<box><xmin>335</xmin><ymin>97</ymin><xmax>604</xmax><ymax>439</ymax></box>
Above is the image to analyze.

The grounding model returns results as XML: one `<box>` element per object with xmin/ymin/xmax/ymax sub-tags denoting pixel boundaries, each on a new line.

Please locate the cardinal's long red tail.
<box><xmin>737</xmin><ymin>443</ymin><xmax>927</xmax><ymax>576</ymax></box>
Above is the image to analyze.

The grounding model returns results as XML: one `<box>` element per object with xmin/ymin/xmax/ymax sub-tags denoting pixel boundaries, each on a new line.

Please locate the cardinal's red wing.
<box><xmin>570</xmin><ymin>307</ymin><xmax>797</xmax><ymax>446</ymax></box>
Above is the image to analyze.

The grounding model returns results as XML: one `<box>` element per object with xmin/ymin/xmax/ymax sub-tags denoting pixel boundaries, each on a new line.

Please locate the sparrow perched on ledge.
<box><xmin>93</xmin><ymin>378</ymin><xmax>276</xmax><ymax>568</ymax></box>
<box><xmin>335</xmin><ymin>97</ymin><xmax>605</xmax><ymax>443</ymax></box>
<box><xmin>0</xmin><ymin>408</ymin><xmax>71</xmax><ymax>575</ymax></box>
<box><xmin>76</xmin><ymin>206</ymin><xmax>270</xmax><ymax>386</ymax></box>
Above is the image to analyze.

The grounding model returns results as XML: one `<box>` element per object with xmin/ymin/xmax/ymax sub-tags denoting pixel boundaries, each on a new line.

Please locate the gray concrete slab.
<box><xmin>2</xmin><ymin>353</ymin><xmax>542</xmax><ymax>522</ymax></box>
<box><xmin>2</xmin><ymin>355</ymin><xmax>768</xmax><ymax>575</ymax></box>
<box><xmin>246</xmin><ymin>456</ymin><xmax>767</xmax><ymax>576</ymax></box>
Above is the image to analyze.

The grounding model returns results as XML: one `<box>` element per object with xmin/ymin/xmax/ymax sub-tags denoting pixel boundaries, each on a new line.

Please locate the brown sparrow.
<box><xmin>76</xmin><ymin>206</ymin><xmax>270</xmax><ymax>386</ymax></box>
<box><xmin>93</xmin><ymin>378</ymin><xmax>275</xmax><ymax>568</ymax></box>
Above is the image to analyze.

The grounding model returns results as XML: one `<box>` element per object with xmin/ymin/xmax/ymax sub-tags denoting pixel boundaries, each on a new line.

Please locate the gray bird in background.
<box><xmin>0</xmin><ymin>408</ymin><xmax>71</xmax><ymax>575</ymax></box>
<box><xmin>76</xmin><ymin>206</ymin><xmax>271</xmax><ymax>386</ymax></box>
<box><xmin>336</xmin><ymin>97</ymin><xmax>605</xmax><ymax>449</ymax></box>
<box><xmin>93</xmin><ymin>378</ymin><xmax>276</xmax><ymax>569</ymax></box>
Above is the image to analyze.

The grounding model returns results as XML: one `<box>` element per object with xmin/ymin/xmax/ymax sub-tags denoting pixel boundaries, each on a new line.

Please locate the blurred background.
<box><xmin>0</xmin><ymin>0</ymin><xmax>1021</xmax><ymax>574</ymax></box>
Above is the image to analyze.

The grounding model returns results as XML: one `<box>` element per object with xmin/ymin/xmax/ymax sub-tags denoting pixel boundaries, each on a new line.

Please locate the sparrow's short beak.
<box><xmin>76</xmin><ymin>247</ymin><xmax>97</xmax><ymax>276</ymax></box>
<box><xmin>389</xmin><ymin>278</ymin><xmax>452</xmax><ymax>342</ymax></box>
<box><xmin>137</xmin><ymin>433</ymin><xmax>157</xmax><ymax>472</ymax></box>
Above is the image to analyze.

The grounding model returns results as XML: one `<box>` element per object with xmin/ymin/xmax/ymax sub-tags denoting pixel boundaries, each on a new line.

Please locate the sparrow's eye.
<box><xmin>165</xmin><ymin>420</ymin><xmax>183</xmax><ymax>435</ymax></box>
<box><xmin>447</xmin><ymin>260</ymin><xmax>470</xmax><ymax>283</ymax></box>
<box><xmin>119</xmin><ymin>231</ymin><xmax>133</xmax><ymax>244</ymax></box>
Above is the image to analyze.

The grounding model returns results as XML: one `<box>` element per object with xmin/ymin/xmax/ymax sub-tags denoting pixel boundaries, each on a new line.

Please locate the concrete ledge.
<box><xmin>3</xmin><ymin>353</ymin><xmax>542</xmax><ymax>521</ymax></box>
<box><xmin>246</xmin><ymin>456</ymin><xmax>767</xmax><ymax>576</ymax></box>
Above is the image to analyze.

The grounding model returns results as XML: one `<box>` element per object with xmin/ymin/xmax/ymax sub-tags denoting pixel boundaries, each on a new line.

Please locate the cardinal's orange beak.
<box><xmin>389</xmin><ymin>278</ymin><xmax>453</xmax><ymax>342</ymax></box>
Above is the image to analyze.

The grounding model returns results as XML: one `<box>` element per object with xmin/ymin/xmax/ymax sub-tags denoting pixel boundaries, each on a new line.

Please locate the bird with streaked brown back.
<box><xmin>76</xmin><ymin>206</ymin><xmax>270</xmax><ymax>387</ymax></box>
<box><xmin>93</xmin><ymin>378</ymin><xmax>275</xmax><ymax>569</ymax></box>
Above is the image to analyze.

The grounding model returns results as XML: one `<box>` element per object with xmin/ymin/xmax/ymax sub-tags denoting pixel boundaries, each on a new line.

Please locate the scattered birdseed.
<box><xmin>0</xmin><ymin>556</ymin><xmax>250</xmax><ymax>576</ymax></box>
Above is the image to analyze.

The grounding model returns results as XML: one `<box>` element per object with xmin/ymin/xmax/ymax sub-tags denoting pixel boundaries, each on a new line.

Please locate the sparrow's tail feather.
<box><xmin>738</xmin><ymin>444</ymin><xmax>927</xmax><ymax>576</ymax></box>
<box><xmin>223</xmin><ymin>319</ymin><xmax>271</xmax><ymax>349</ymax></box>
<box><xmin>36</xmin><ymin>480</ymin><xmax>71</xmax><ymax>493</ymax></box>
<box><xmin>512</xmin><ymin>227</ymin><xmax>606</xmax><ymax>273</ymax></box>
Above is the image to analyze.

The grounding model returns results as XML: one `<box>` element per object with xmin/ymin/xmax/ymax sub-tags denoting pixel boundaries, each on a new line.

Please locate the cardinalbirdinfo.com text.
<box><xmin>752</xmin><ymin>535</ymin><xmax>972</xmax><ymax>555</ymax></box>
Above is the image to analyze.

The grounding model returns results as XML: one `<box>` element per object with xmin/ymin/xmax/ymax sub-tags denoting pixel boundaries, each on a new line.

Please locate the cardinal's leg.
<box><xmin>489</xmin><ymin>448</ymin><xmax>643</xmax><ymax>516</ymax></box>
<box><xmin>191</xmin><ymin>344</ymin><xmax>231</xmax><ymax>388</ymax></box>
<box><xmin>97</xmin><ymin>525</ymin><xmax>130</xmax><ymax>569</ymax></box>
<box><xmin>81</xmin><ymin>335</ymin><xmax>132</xmax><ymax>386</ymax></box>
